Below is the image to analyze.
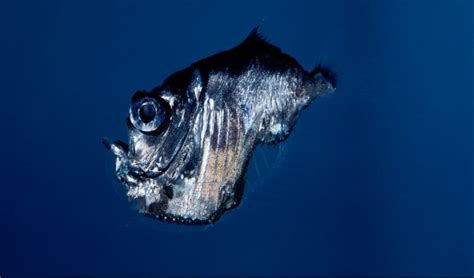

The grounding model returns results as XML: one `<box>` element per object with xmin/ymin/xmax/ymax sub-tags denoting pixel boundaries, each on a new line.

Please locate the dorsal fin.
<box><xmin>240</xmin><ymin>27</ymin><xmax>281</xmax><ymax>53</ymax></box>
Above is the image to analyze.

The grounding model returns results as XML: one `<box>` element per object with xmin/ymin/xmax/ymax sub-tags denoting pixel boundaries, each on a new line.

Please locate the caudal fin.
<box><xmin>310</xmin><ymin>63</ymin><xmax>337</xmax><ymax>88</ymax></box>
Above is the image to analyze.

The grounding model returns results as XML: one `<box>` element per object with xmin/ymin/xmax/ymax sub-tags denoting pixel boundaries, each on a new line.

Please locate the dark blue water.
<box><xmin>1</xmin><ymin>0</ymin><xmax>472</xmax><ymax>276</ymax></box>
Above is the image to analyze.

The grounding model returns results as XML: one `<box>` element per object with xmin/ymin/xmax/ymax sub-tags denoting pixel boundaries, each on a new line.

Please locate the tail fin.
<box><xmin>310</xmin><ymin>63</ymin><xmax>337</xmax><ymax>88</ymax></box>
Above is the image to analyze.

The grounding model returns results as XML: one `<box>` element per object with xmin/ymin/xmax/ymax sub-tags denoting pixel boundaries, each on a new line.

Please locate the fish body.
<box><xmin>105</xmin><ymin>29</ymin><xmax>336</xmax><ymax>224</ymax></box>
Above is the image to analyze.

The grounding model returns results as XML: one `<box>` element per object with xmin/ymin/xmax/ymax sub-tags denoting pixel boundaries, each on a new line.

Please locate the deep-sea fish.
<box><xmin>104</xmin><ymin>29</ymin><xmax>336</xmax><ymax>224</ymax></box>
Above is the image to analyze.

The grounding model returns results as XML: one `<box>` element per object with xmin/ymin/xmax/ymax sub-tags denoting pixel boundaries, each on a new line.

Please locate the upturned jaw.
<box><xmin>103</xmin><ymin>139</ymin><xmax>171</xmax><ymax>215</ymax></box>
<box><xmin>103</xmin><ymin>133</ymin><xmax>198</xmax><ymax>215</ymax></box>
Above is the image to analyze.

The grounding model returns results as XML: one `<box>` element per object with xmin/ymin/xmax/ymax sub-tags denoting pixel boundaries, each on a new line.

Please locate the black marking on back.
<box><xmin>148</xmin><ymin>28</ymin><xmax>315</xmax><ymax>102</ymax></box>
<box><xmin>192</xmin><ymin>27</ymin><xmax>305</xmax><ymax>77</ymax></box>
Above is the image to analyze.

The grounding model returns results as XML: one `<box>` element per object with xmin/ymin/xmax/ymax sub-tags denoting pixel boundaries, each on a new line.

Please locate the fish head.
<box><xmin>106</xmin><ymin>69</ymin><xmax>238</xmax><ymax>224</ymax></box>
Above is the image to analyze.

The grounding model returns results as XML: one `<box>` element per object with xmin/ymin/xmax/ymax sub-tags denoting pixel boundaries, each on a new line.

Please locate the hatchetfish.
<box><xmin>104</xmin><ymin>28</ymin><xmax>336</xmax><ymax>224</ymax></box>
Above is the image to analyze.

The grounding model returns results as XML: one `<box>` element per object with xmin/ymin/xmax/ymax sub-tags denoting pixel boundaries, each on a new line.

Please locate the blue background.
<box><xmin>0</xmin><ymin>0</ymin><xmax>472</xmax><ymax>276</ymax></box>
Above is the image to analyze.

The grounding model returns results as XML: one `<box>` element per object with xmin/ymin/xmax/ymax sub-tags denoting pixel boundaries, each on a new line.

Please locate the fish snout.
<box><xmin>114</xmin><ymin>158</ymin><xmax>147</xmax><ymax>187</ymax></box>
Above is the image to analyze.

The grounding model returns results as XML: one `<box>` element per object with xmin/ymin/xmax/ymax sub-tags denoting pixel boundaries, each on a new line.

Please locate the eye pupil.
<box><xmin>130</xmin><ymin>97</ymin><xmax>168</xmax><ymax>133</ymax></box>
<box><xmin>139</xmin><ymin>103</ymin><xmax>156</xmax><ymax>124</ymax></box>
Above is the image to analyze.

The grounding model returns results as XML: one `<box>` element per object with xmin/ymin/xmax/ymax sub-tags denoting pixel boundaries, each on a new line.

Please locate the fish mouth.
<box><xmin>103</xmin><ymin>137</ymin><xmax>151</xmax><ymax>185</ymax></box>
<box><xmin>103</xmin><ymin>138</ymin><xmax>169</xmax><ymax>210</ymax></box>
<box><xmin>102</xmin><ymin>133</ymin><xmax>192</xmax><ymax>197</ymax></box>
<box><xmin>103</xmin><ymin>125</ymin><xmax>190</xmax><ymax>176</ymax></box>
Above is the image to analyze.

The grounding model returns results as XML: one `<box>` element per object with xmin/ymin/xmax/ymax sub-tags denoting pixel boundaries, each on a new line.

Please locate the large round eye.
<box><xmin>130</xmin><ymin>97</ymin><xmax>169</xmax><ymax>133</ymax></box>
